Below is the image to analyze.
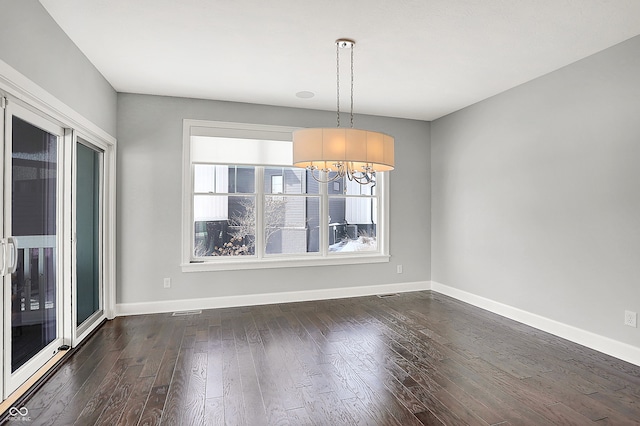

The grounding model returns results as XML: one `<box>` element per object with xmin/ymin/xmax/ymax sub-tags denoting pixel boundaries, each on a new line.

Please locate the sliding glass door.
<box><xmin>2</xmin><ymin>101</ymin><xmax>65</xmax><ymax>396</ymax></box>
<box><xmin>0</xmin><ymin>72</ymin><xmax>115</xmax><ymax>402</ymax></box>
<box><xmin>73</xmin><ymin>139</ymin><xmax>104</xmax><ymax>340</ymax></box>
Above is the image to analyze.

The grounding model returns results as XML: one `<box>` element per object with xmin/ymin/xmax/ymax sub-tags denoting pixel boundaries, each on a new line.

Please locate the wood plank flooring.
<box><xmin>5</xmin><ymin>291</ymin><xmax>640</xmax><ymax>425</ymax></box>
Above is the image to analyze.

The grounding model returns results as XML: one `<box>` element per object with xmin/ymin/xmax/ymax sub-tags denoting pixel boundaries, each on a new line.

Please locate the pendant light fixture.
<box><xmin>292</xmin><ymin>39</ymin><xmax>394</xmax><ymax>185</ymax></box>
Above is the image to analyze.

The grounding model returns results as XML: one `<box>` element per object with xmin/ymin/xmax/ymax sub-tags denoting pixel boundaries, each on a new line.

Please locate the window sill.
<box><xmin>181</xmin><ymin>253</ymin><xmax>390</xmax><ymax>272</ymax></box>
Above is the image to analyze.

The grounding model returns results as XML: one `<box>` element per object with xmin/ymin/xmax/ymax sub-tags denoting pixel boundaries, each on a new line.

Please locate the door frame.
<box><xmin>66</xmin><ymin>133</ymin><xmax>109</xmax><ymax>346</ymax></box>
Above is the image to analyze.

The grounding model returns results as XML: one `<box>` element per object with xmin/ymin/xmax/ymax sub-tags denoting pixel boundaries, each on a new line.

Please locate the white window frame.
<box><xmin>181</xmin><ymin>119</ymin><xmax>390</xmax><ymax>272</ymax></box>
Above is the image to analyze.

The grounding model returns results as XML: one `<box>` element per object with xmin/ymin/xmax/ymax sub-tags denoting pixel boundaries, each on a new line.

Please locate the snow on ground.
<box><xmin>329</xmin><ymin>236</ymin><xmax>377</xmax><ymax>252</ymax></box>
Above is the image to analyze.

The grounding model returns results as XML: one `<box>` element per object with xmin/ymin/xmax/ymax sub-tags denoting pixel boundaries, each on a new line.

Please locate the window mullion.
<box><xmin>378</xmin><ymin>172</ymin><xmax>387</xmax><ymax>255</ymax></box>
<box><xmin>255</xmin><ymin>167</ymin><xmax>265</xmax><ymax>259</ymax></box>
<box><xmin>320</xmin><ymin>172</ymin><xmax>328</xmax><ymax>256</ymax></box>
<box><xmin>190</xmin><ymin>163</ymin><xmax>196</xmax><ymax>260</ymax></box>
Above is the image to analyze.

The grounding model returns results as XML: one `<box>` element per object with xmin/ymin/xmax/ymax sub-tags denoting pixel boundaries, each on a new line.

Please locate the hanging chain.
<box><xmin>350</xmin><ymin>43</ymin><xmax>354</xmax><ymax>129</ymax></box>
<box><xmin>336</xmin><ymin>41</ymin><xmax>340</xmax><ymax>128</ymax></box>
<box><xmin>336</xmin><ymin>39</ymin><xmax>355</xmax><ymax>129</ymax></box>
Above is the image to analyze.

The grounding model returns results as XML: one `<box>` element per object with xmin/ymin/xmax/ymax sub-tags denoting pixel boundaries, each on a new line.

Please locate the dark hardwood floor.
<box><xmin>6</xmin><ymin>291</ymin><xmax>640</xmax><ymax>425</ymax></box>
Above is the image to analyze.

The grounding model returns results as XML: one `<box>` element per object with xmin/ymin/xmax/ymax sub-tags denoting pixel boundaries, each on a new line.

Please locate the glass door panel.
<box><xmin>75</xmin><ymin>140</ymin><xmax>103</xmax><ymax>330</ymax></box>
<box><xmin>3</xmin><ymin>102</ymin><xmax>64</xmax><ymax>397</ymax></box>
<box><xmin>10</xmin><ymin>116</ymin><xmax>58</xmax><ymax>372</ymax></box>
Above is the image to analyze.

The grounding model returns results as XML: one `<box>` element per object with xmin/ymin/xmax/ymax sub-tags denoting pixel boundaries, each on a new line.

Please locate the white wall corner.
<box><xmin>430</xmin><ymin>281</ymin><xmax>640</xmax><ymax>367</ymax></box>
<box><xmin>0</xmin><ymin>59</ymin><xmax>116</xmax><ymax>144</ymax></box>
<box><xmin>115</xmin><ymin>281</ymin><xmax>431</xmax><ymax>317</ymax></box>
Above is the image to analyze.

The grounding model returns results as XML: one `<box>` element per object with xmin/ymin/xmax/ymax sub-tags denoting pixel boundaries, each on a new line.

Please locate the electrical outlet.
<box><xmin>624</xmin><ymin>310</ymin><xmax>637</xmax><ymax>328</ymax></box>
<box><xmin>397</xmin><ymin>265</ymin><xmax>403</xmax><ymax>274</ymax></box>
<box><xmin>163</xmin><ymin>278</ymin><xmax>171</xmax><ymax>288</ymax></box>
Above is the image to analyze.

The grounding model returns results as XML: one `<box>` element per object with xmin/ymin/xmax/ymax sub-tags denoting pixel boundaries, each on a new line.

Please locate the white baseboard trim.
<box><xmin>430</xmin><ymin>281</ymin><xmax>640</xmax><ymax>367</ymax></box>
<box><xmin>115</xmin><ymin>281</ymin><xmax>431</xmax><ymax>317</ymax></box>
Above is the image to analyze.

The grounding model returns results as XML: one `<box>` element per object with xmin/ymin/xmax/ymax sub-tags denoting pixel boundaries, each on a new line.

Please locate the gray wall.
<box><xmin>0</xmin><ymin>0</ymin><xmax>117</xmax><ymax>136</ymax></box>
<box><xmin>431</xmin><ymin>35</ymin><xmax>640</xmax><ymax>347</ymax></box>
<box><xmin>116</xmin><ymin>93</ymin><xmax>430</xmax><ymax>304</ymax></box>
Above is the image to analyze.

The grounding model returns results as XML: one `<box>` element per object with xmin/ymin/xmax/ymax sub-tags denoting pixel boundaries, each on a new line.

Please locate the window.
<box><xmin>182</xmin><ymin>120</ymin><xmax>389</xmax><ymax>271</ymax></box>
<box><xmin>270</xmin><ymin>175</ymin><xmax>283</xmax><ymax>194</ymax></box>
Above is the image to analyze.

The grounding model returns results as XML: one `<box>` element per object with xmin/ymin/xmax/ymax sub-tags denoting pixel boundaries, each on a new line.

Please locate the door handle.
<box><xmin>7</xmin><ymin>236</ymin><xmax>18</xmax><ymax>274</ymax></box>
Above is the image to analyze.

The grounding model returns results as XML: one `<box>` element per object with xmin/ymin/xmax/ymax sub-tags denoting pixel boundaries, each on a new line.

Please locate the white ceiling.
<box><xmin>40</xmin><ymin>0</ymin><xmax>640</xmax><ymax>121</ymax></box>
